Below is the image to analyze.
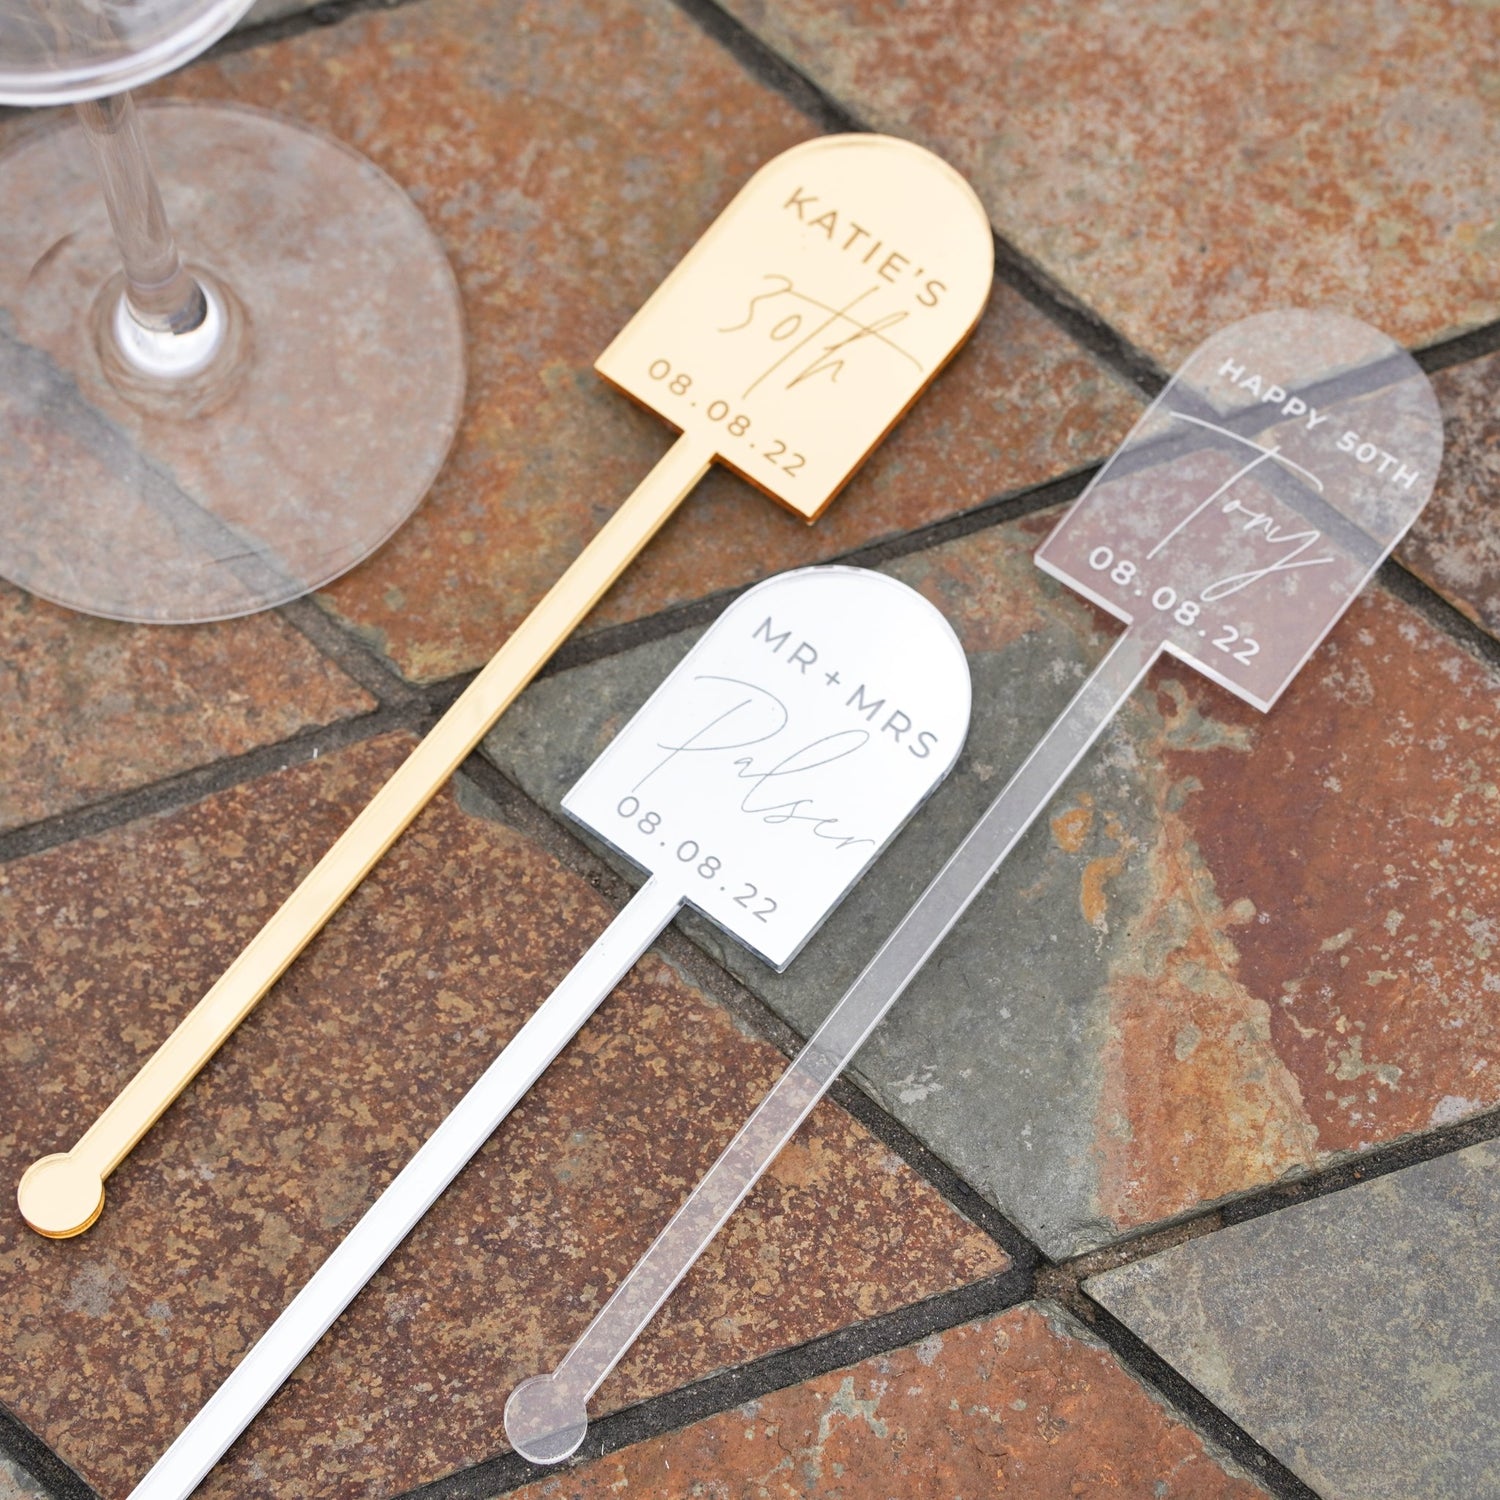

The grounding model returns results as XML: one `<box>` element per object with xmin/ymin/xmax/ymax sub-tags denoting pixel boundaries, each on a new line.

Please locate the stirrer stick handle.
<box><xmin>505</xmin><ymin>626</ymin><xmax>1162</xmax><ymax>1464</ymax></box>
<box><xmin>18</xmin><ymin>434</ymin><xmax>713</xmax><ymax>1240</ymax></box>
<box><xmin>124</xmin><ymin>877</ymin><xmax>683</xmax><ymax>1500</ymax></box>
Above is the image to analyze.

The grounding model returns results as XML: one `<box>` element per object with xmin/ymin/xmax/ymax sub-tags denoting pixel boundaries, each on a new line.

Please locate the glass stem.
<box><xmin>75</xmin><ymin>92</ymin><xmax>206</xmax><ymax>335</ymax></box>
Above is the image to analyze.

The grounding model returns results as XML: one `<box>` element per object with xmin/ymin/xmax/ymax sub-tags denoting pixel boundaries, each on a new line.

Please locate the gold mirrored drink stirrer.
<box><xmin>18</xmin><ymin>133</ymin><xmax>995</xmax><ymax>1238</ymax></box>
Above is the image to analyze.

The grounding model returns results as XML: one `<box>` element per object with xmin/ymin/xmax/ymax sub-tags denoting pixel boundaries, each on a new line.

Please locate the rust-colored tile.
<box><xmin>0</xmin><ymin>735</ymin><xmax>1004</xmax><ymax>1498</ymax></box>
<box><xmin>1096</xmin><ymin>586</ymin><xmax>1500</xmax><ymax>1230</ymax></box>
<box><xmin>158</xmin><ymin>0</ymin><xmax>1141</xmax><ymax>682</ymax></box>
<box><xmin>513</xmin><ymin>1303</ymin><xmax>1268</xmax><ymax>1498</ymax></box>
<box><xmin>866</xmin><ymin>513</ymin><xmax>1500</xmax><ymax>1242</ymax></box>
<box><xmin>723</xmin><ymin>0</ymin><xmax>1500</xmax><ymax>364</ymax></box>
<box><xmin>1398</xmin><ymin>350</ymin><xmax>1500</xmax><ymax>643</ymax></box>
<box><xmin>0</xmin><ymin>583</ymin><xmax>372</xmax><ymax>832</ymax></box>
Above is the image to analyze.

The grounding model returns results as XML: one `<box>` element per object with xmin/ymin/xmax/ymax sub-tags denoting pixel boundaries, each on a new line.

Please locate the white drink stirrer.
<box><xmin>127</xmin><ymin>565</ymin><xmax>972</xmax><ymax>1499</ymax></box>
<box><xmin>505</xmin><ymin>308</ymin><xmax>1444</xmax><ymax>1464</ymax></box>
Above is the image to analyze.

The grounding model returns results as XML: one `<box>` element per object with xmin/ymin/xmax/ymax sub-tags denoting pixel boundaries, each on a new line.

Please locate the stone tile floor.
<box><xmin>1</xmin><ymin>1</ymin><xmax>1497</xmax><ymax>1497</ymax></box>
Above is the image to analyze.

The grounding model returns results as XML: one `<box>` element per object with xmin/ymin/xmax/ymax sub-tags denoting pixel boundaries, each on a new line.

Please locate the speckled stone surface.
<box><xmin>511</xmin><ymin>1302</ymin><xmax>1269</xmax><ymax>1499</ymax></box>
<box><xmin>1088</xmin><ymin>1142</ymin><xmax>1500</xmax><ymax>1500</ymax></box>
<box><xmin>159</xmin><ymin>0</ymin><xmax>1142</xmax><ymax>683</ymax></box>
<box><xmin>487</xmin><ymin>513</ymin><xmax>1500</xmax><ymax>1256</ymax></box>
<box><xmin>0</xmin><ymin>735</ymin><xmax>1003</xmax><ymax>1499</ymax></box>
<box><xmin>0</xmin><ymin>584</ymin><xmax>372</xmax><ymax>832</ymax></box>
<box><xmin>720</xmin><ymin>0</ymin><xmax>1500</xmax><ymax>364</ymax></box>
<box><xmin>1398</xmin><ymin>350</ymin><xmax>1500</xmax><ymax>643</ymax></box>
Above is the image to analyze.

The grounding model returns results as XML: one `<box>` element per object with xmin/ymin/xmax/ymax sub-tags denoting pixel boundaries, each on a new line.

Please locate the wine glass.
<box><xmin>0</xmin><ymin>0</ymin><xmax>466</xmax><ymax>622</ymax></box>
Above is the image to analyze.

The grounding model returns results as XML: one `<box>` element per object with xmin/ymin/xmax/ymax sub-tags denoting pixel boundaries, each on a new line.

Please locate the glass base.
<box><xmin>0</xmin><ymin>100</ymin><xmax>465</xmax><ymax>623</ymax></box>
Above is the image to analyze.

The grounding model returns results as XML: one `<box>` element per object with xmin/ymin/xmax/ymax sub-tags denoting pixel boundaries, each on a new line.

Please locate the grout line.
<box><xmin>665</xmin><ymin>0</ymin><xmax>1165</xmax><ymax>398</ymax></box>
<box><xmin>1041</xmin><ymin>1228</ymin><xmax>1322</xmax><ymax>1497</ymax></box>
<box><xmin>0</xmin><ymin>1401</ymin><xmax>98</xmax><ymax>1500</ymax></box>
<box><xmin>1047</xmin><ymin>1295</ymin><xmax>1322</xmax><ymax>1500</ymax></box>
<box><xmin>816</xmin><ymin>462</ymin><xmax>1090</xmax><ymax>568</ymax></box>
<box><xmin>665</xmin><ymin>0</ymin><xmax>857</xmax><ymax>133</ymax></box>
<box><xmin>1042</xmin><ymin>1214</ymin><xmax>1226</xmax><ymax>1298</ymax></box>
<box><xmin>1029</xmin><ymin>1108</ymin><xmax>1500</xmax><ymax>1495</ymax></box>
<box><xmin>481</xmin><ymin>594</ymin><xmax>734</xmax><ymax>685</ymax></box>
<box><xmin>410</xmin><ymin>460</ymin><xmax>1096</xmax><ymax>715</ymax></box>
<box><xmin>276</xmin><ymin>596</ymin><xmax>425</xmax><ymax>707</ymax></box>
<box><xmin>1414</xmin><ymin>315</ymin><xmax>1500</xmax><ymax>374</ymax></box>
<box><xmin>391</xmin><ymin>1270</ymin><xmax>1034</xmax><ymax>1499</ymax></box>
<box><xmin>528</xmin><ymin>465</ymin><xmax>1092</xmax><ymax>672</ymax></box>
<box><xmin>1216</xmin><ymin>1102</ymin><xmax>1500</xmax><ymax>1230</ymax></box>
<box><xmin>449</xmin><ymin>753</ymin><xmax>635</xmax><ymax>898</ymax></box>
<box><xmin>1031</xmin><ymin>1105</ymin><xmax>1500</xmax><ymax>1296</ymax></box>
<box><xmin>0</xmin><ymin>704</ymin><xmax>421</xmax><ymax>867</ymax></box>
<box><xmin>987</xmin><ymin>237</ymin><xmax>1169</xmax><ymax>396</ymax></box>
<box><xmin>822</xmin><ymin>1071</ymin><xmax>1042</xmax><ymax>1270</ymax></box>
<box><xmin>1382</xmin><ymin>554</ymin><xmax>1500</xmax><ymax>674</ymax></box>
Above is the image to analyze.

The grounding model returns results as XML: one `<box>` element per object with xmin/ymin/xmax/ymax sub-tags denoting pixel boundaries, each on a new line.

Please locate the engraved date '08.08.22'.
<box><xmin>644</xmin><ymin>267</ymin><xmax>933</xmax><ymax>480</ymax></box>
<box><xmin>608</xmin><ymin>792</ymin><xmax>779</xmax><ymax>924</ymax></box>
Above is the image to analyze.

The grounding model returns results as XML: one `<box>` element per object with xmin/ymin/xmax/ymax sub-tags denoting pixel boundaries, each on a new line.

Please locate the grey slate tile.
<box><xmin>483</xmin><ymin>512</ymin><xmax>1500</xmax><ymax>1260</ymax></box>
<box><xmin>1086</xmin><ymin>1140</ymin><xmax>1500</xmax><ymax>1500</ymax></box>
<box><xmin>482</xmin><ymin>525</ymin><xmax>1170</xmax><ymax>1257</ymax></box>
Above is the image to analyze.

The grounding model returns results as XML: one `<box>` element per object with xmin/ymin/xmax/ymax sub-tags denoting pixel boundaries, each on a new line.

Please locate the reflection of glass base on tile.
<box><xmin>0</xmin><ymin>100</ymin><xmax>465</xmax><ymax>624</ymax></box>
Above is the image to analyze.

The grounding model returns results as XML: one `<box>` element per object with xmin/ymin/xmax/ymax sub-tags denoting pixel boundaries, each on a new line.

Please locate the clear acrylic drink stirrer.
<box><xmin>505</xmin><ymin>308</ymin><xmax>1445</xmax><ymax>1464</ymax></box>
<box><xmin>125</xmin><ymin>566</ymin><xmax>972</xmax><ymax>1500</ymax></box>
